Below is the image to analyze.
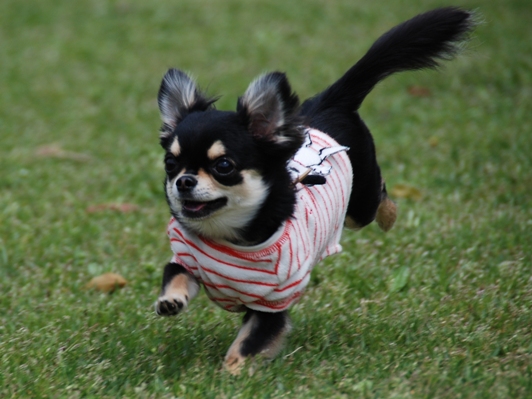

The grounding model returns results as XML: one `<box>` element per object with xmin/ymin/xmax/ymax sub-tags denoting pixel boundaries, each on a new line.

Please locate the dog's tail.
<box><xmin>303</xmin><ymin>7</ymin><xmax>474</xmax><ymax>113</ymax></box>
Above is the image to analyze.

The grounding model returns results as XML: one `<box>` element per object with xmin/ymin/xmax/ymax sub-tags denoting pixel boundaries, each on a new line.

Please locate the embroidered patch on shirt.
<box><xmin>288</xmin><ymin>129</ymin><xmax>349</xmax><ymax>185</ymax></box>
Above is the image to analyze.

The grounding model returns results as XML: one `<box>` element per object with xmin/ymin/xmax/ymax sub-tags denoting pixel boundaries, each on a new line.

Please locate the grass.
<box><xmin>1</xmin><ymin>0</ymin><xmax>531</xmax><ymax>397</ymax></box>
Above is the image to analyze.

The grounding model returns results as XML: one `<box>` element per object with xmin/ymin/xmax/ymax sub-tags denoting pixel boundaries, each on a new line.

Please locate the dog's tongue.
<box><xmin>183</xmin><ymin>201</ymin><xmax>207</xmax><ymax>212</ymax></box>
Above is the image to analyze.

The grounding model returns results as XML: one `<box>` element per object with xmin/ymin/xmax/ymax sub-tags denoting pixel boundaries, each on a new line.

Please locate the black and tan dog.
<box><xmin>153</xmin><ymin>7</ymin><xmax>474</xmax><ymax>373</ymax></box>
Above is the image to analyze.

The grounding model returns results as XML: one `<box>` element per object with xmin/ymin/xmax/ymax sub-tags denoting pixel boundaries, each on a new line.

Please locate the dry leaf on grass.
<box><xmin>86</xmin><ymin>203</ymin><xmax>139</xmax><ymax>213</ymax></box>
<box><xmin>86</xmin><ymin>273</ymin><xmax>127</xmax><ymax>293</ymax></box>
<box><xmin>390</xmin><ymin>184</ymin><xmax>423</xmax><ymax>201</ymax></box>
<box><xmin>428</xmin><ymin>136</ymin><xmax>439</xmax><ymax>147</ymax></box>
<box><xmin>36</xmin><ymin>144</ymin><xmax>92</xmax><ymax>162</ymax></box>
<box><xmin>407</xmin><ymin>85</ymin><xmax>432</xmax><ymax>97</ymax></box>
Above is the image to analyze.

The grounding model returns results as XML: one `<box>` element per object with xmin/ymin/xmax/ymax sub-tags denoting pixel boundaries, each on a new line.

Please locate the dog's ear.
<box><xmin>158</xmin><ymin>69</ymin><xmax>216</xmax><ymax>136</ymax></box>
<box><xmin>238</xmin><ymin>72</ymin><xmax>304</xmax><ymax>158</ymax></box>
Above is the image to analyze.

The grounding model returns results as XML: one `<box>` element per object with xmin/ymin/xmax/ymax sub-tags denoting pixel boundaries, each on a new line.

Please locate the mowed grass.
<box><xmin>1</xmin><ymin>0</ymin><xmax>531</xmax><ymax>397</ymax></box>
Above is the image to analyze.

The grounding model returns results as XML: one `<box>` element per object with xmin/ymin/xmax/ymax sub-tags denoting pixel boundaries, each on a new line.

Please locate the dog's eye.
<box><xmin>164</xmin><ymin>157</ymin><xmax>178</xmax><ymax>174</ymax></box>
<box><xmin>213</xmin><ymin>157</ymin><xmax>235</xmax><ymax>176</ymax></box>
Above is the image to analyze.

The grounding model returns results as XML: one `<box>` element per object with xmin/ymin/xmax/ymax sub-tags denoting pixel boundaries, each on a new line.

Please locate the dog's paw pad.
<box><xmin>155</xmin><ymin>294</ymin><xmax>187</xmax><ymax>316</ymax></box>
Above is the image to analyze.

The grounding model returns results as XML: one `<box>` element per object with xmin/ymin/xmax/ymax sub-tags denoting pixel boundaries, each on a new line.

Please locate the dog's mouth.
<box><xmin>181</xmin><ymin>197</ymin><xmax>228</xmax><ymax>219</ymax></box>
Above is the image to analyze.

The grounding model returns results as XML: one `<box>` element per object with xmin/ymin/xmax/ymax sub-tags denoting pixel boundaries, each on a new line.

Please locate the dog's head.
<box><xmin>158</xmin><ymin>69</ymin><xmax>304</xmax><ymax>244</ymax></box>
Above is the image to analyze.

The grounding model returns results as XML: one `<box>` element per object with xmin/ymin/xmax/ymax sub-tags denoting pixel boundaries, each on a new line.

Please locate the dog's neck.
<box><xmin>228</xmin><ymin>170</ymin><xmax>297</xmax><ymax>246</ymax></box>
<box><xmin>239</xmin><ymin>187</ymin><xmax>297</xmax><ymax>246</ymax></box>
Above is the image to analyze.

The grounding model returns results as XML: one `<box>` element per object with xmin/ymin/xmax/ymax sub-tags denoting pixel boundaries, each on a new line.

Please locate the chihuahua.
<box><xmin>154</xmin><ymin>7</ymin><xmax>474</xmax><ymax>373</ymax></box>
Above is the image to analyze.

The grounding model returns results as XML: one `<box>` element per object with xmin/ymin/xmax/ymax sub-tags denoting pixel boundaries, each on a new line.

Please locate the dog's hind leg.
<box><xmin>155</xmin><ymin>262</ymin><xmax>199</xmax><ymax>316</ymax></box>
<box><xmin>327</xmin><ymin>114</ymin><xmax>389</xmax><ymax>231</ymax></box>
<box><xmin>224</xmin><ymin>309</ymin><xmax>291</xmax><ymax>375</ymax></box>
<box><xmin>345</xmin><ymin>179</ymin><xmax>397</xmax><ymax>232</ymax></box>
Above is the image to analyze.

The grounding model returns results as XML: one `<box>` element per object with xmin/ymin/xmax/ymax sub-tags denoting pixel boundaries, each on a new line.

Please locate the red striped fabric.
<box><xmin>167</xmin><ymin>128</ymin><xmax>353</xmax><ymax>312</ymax></box>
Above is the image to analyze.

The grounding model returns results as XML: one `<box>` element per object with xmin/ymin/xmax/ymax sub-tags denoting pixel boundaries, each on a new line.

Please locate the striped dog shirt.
<box><xmin>167</xmin><ymin>128</ymin><xmax>353</xmax><ymax>312</ymax></box>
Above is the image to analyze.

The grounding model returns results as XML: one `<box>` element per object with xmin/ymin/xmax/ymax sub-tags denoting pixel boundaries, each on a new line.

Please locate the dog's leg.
<box><xmin>155</xmin><ymin>262</ymin><xmax>199</xmax><ymax>316</ymax></box>
<box><xmin>224</xmin><ymin>309</ymin><xmax>291</xmax><ymax>375</ymax></box>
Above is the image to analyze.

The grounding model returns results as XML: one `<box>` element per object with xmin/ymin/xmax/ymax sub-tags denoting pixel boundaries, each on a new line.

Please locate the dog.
<box><xmin>153</xmin><ymin>7</ymin><xmax>474</xmax><ymax>374</ymax></box>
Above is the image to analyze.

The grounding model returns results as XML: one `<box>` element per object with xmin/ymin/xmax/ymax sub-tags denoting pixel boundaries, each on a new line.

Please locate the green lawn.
<box><xmin>1</xmin><ymin>0</ymin><xmax>531</xmax><ymax>397</ymax></box>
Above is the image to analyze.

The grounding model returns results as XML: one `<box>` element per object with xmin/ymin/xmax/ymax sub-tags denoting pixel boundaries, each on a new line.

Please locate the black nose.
<box><xmin>176</xmin><ymin>175</ymin><xmax>198</xmax><ymax>192</ymax></box>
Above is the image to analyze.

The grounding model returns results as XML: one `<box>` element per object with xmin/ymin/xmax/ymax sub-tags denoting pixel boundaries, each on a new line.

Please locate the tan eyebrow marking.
<box><xmin>207</xmin><ymin>140</ymin><xmax>226</xmax><ymax>160</ymax></box>
<box><xmin>170</xmin><ymin>137</ymin><xmax>181</xmax><ymax>157</ymax></box>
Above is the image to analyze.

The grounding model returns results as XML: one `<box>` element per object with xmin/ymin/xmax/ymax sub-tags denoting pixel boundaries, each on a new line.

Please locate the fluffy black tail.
<box><xmin>305</xmin><ymin>7</ymin><xmax>474</xmax><ymax>113</ymax></box>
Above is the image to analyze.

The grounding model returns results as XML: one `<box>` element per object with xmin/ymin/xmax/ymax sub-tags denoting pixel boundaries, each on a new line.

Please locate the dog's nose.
<box><xmin>176</xmin><ymin>175</ymin><xmax>198</xmax><ymax>192</ymax></box>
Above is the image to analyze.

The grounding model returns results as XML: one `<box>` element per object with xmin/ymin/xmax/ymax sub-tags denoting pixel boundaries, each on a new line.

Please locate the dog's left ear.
<box><xmin>158</xmin><ymin>69</ymin><xmax>216</xmax><ymax>136</ymax></box>
<box><xmin>238</xmin><ymin>72</ymin><xmax>304</xmax><ymax>158</ymax></box>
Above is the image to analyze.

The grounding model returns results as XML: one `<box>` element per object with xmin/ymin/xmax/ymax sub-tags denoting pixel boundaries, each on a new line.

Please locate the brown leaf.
<box><xmin>390</xmin><ymin>184</ymin><xmax>423</xmax><ymax>201</ymax></box>
<box><xmin>407</xmin><ymin>85</ymin><xmax>431</xmax><ymax>98</ymax></box>
<box><xmin>86</xmin><ymin>203</ymin><xmax>140</xmax><ymax>213</ymax></box>
<box><xmin>428</xmin><ymin>136</ymin><xmax>439</xmax><ymax>147</ymax></box>
<box><xmin>86</xmin><ymin>273</ymin><xmax>127</xmax><ymax>293</ymax></box>
<box><xmin>36</xmin><ymin>144</ymin><xmax>92</xmax><ymax>162</ymax></box>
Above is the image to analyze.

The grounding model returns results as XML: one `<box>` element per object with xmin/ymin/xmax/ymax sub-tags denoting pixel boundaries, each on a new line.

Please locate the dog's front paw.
<box><xmin>155</xmin><ymin>293</ymin><xmax>188</xmax><ymax>316</ymax></box>
<box><xmin>224</xmin><ymin>351</ymin><xmax>248</xmax><ymax>376</ymax></box>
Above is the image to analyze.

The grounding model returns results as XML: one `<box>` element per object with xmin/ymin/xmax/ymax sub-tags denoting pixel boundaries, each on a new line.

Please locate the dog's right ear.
<box><xmin>158</xmin><ymin>69</ymin><xmax>216</xmax><ymax>140</ymax></box>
